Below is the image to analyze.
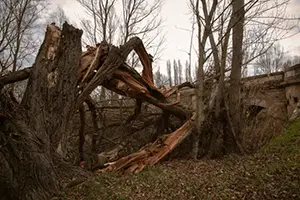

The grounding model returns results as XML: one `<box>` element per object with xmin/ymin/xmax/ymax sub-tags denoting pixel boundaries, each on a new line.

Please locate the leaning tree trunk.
<box><xmin>0</xmin><ymin>23</ymin><xmax>83</xmax><ymax>200</ymax></box>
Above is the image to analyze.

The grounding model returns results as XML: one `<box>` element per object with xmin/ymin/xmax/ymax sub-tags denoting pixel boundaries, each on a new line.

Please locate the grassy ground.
<box><xmin>55</xmin><ymin>119</ymin><xmax>300</xmax><ymax>200</ymax></box>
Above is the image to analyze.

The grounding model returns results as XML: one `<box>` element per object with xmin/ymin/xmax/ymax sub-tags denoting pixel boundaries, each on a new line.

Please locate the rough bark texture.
<box><xmin>22</xmin><ymin>23</ymin><xmax>82</xmax><ymax>153</ymax></box>
<box><xmin>0</xmin><ymin>23</ymin><xmax>84</xmax><ymax>200</ymax></box>
<box><xmin>0</xmin><ymin>96</ymin><xmax>58</xmax><ymax>200</ymax></box>
<box><xmin>0</xmin><ymin>22</ymin><xmax>195</xmax><ymax>195</ymax></box>
<box><xmin>193</xmin><ymin>0</ymin><xmax>206</xmax><ymax>159</ymax></box>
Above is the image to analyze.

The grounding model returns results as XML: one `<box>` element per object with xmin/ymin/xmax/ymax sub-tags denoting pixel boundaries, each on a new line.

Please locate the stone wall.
<box><xmin>93</xmin><ymin>64</ymin><xmax>300</xmax><ymax>154</ymax></box>
<box><xmin>165</xmin><ymin>64</ymin><xmax>300</xmax><ymax>152</ymax></box>
<box><xmin>283</xmin><ymin>64</ymin><xmax>300</xmax><ymax>118</ymax></box>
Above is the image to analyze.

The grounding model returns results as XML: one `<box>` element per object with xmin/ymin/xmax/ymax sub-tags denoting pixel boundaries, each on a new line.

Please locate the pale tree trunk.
<box><xmin>226</xmin><ymin>0</ymin><xmax>245</xmax><ymax>153</ymax></box>
<box><xmin>200</xmin><ymin>0</ymin><xmax>224</xmax><ymax>157</ymax></box>
<box><xmin>192</xmin><ymin>0</ymin><xmax>205</xmax><ymax>159</ymax></box>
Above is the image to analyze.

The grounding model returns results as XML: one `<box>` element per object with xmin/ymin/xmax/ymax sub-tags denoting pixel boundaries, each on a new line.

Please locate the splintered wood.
<box><xmin>58</xmin><ymin>24</ymin><xmax>194</xmax><ymax>174</ymax></box>
<box><xmin>98</xmin><ymin>119</ymin><xmax>194</xmax><ymax>174</ymax></box>
<box><xmin>0</xmin><ymin>23</ymin><xmax>195</xmax><ymax>174</ymax></box>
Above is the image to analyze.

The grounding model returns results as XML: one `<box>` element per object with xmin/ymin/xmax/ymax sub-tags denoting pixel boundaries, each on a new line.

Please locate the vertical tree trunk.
<box><xmin>0</xmin><ymin>23</ymin><xmax>83</xmax><ymax>200</ymax></box>
<box><xmin>192</xmin><ymin>0</ymin><xmax>205</xmax><ymax>159</ymax></box>
<box><xmin>226</xmin><ymin>0</ymin><xmax>245</xmax><ymax>153</ymax></box>
<box><xmin>22</xmin><ymin>23</ymin><xmax>82</xmax><ymax>157</ymax></box>
<box><xmin>78</xmin><ymin>104</ymin><xmax>86</xmax><ymax>162</ymax></box>
<box><xmin>0</xmin><ymin>102</ymin><xmax>58</xmax><ymax>200</ymax></box>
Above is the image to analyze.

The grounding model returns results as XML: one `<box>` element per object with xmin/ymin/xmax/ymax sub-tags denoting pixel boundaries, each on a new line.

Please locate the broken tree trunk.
<box><xmin>77</xmin><ymin>42</ymin><xmax>190</xmax><ymax>120</ymax></box>
<box><xmin>99</xmin><ymin>118</ymin><xmax>194</xmax><ymax>174</ymax></box>
<box><xmin>0</xmin><ymin>96</ymin><xmax>58</xmax><ymax>200</ymax></box>
<box><xmin>0</xmin><ymin>23</ymin><xmax>195</xmax><ymax>177</ymax></box>
<box><xmin>0</xmin><ymin>23</ymin><xmax>88</xmax><ymax>200</ymax></box>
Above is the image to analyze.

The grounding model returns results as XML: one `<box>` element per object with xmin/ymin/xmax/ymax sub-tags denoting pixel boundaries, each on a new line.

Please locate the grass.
<box><xmin>262</xmin><ymin>119</ymin><xmax>300</xmax><ymax>170</ymax></box>
<box><xmin>56</xmin><ymin>119</ymin><xmax>300</xmax><ymax>200</ymax></box>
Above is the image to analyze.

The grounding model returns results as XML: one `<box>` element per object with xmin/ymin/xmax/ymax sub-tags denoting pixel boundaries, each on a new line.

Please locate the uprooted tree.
<box><xmin>0</xmin><ymin>22</ymin><xmax>197</xmax><ymax>200</ymax></box>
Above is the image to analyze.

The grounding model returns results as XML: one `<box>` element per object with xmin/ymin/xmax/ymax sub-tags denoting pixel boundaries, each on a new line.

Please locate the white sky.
<box><xmin>51</xmin><ymin>0</ymin><xmax>300</xmax><ymax>73</ymax></box>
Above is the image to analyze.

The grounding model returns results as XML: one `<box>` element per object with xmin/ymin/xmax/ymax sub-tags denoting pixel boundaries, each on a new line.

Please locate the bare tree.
<box><xmin>254</xmin><ymin>43</ymin><xmax>285</xmax><ymax>75</ymax></box>
<box><xmin>226</xmin><ymin>0</ymin><xmax>245</xmax><ymax>154</ymax></box>
<box><xmin>77</xmin><ymin>0</ymin><xmax>164</xmax><ymax>56</ymax></box>
<box><xmin>0</xmin><ymin>0</ymin><xmax>46</xmax><ymax>104</ymax></box>
<box><xmin>0</xmin><ymin>0</ymin><xmax>45</xmax><ymax>74</ymax></box>
<box><xmin>0</xmin><ymin>0</ymin><xmax>16</xmax><ymax>73</ymax></box>
<box><xmin>283</xmin><ymin>55</ymin><xmax>300</xmax><ymax>69</ymax></box>
<box><xmin>166</xmin><ymin>59</ymin><xmax>172</xmax><ymax>87</ymax></box>
<box><xmin>188</xmin><ymin>15</ymin><xmax>195</xmax><ymax>83</ymax></box>
<box><xmin>120</xmin><ymin>0</ymin><xmax>162</xmax><ymax>43</ymax></box>
<box><xmin>185</xmin><ymin>60</ymin><xmax>190</xmax><ymax>82</ymax></box>
<box><xmin>154</xmin><ymin>67</ymin><xmax>169</xmax><ymax>87</ymax></box>
<box><xmin>77</xmin><ymin>0</ymin><xmax>117</xmax><ymax>44</ymax></box>
<box><xmin>189</xmin><ymin>0</ymin><xmax>207</xmax><ymax>159</ymax></box>
<box><xmin>46</xmin><ymin>6</ymin><xmax>69</xmax><ymax>27</ymax></box>
<box><xmin>77</xmin><ymin>0</ymin><xmax>119</xmax><ymax>102</ymax></box>
<box><xmin>120</xmin><ymin>0</ymin><xmax>164</xmax><ymax>68</ymax></box>
<box><xmin>173</xmin><ymin>59</ymin><xmax>178</xmax><ymax>85</ymax></box>
<box><xmin>186</xmin><ymin>0</ymin><xmax>300</xmax><ymax>158</ymax></box>
<box><xmin>178</xmin><ymin>59</ymin><xmax>183</xmax><ymax>84</ymax></box>
<box><xmin>241</xmin><ymin>0</ymin><xmax>300</xmax><ymax>76</ymax></box>
<box><xmin>77</xmin><ymin>0</ymin><xmax>164</xmax><ymax>101</ymax></box>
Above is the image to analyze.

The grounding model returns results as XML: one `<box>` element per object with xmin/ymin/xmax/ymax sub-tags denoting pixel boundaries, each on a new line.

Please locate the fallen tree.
<box><xmin>0</xmin><ymin>22</ymin><xmax>195</xmax><ymax>199</ymax></box>
<box><xmin>99</xmin><ymin>119</ymin><xmax>194</xmax><ymax>174</ymax></box>
<box><xmin>73</xmin><ymin>28</ymin><xmax>196</xmax><ymax>172</ymax></box>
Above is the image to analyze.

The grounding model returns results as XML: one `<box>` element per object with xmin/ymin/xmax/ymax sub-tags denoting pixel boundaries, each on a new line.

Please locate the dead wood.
<box><xmin>124</xmin><ymin>99</ymin><xmax>143</xmax><ymax>124</ymax></box>
<box><xmin>0</xmin><ymin>67</ymin><xmax>32</xmax><ymax>89</ymax></box>
<box><xmin>163</xmin><ymin>82</ymin><xmax>196</xmax><ymax>98</ymax></box>
<box><xmin>85</xmin><ymin>96</ymin><xmax>100</xmax><ymax>152</ymax></box>
<box><xmin>78</xmin><ymin>104</ymin><xmax>85</xmax><ymax>162</ymax></box>
<box><xmin>1</xmin><ymin>23</ymin><xmax>195</xmax><ymax>176</ymax></box>
<box><xmin>0</xmin><ymin>23</ymin><xmax>86</xmax><ymax>200</ymax></box>
<box><xmin>98</xmin><ymin>118</ymin><xmax>194</xmax><ymax>174</ymax></box>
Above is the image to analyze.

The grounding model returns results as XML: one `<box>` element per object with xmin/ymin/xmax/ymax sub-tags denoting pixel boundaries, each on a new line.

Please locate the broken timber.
<box><xmin>0</xmin><ymin>23</ymin><xmax>195</xmax><ymax>174</ymax></box>
<box><xmin>99</xmin><ymin>119</ymin><xmax>194</xmax><ymax>174</ymax></box>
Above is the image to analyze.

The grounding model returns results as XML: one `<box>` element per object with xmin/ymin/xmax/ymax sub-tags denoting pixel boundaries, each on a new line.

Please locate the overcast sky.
<box><xmin>51</xmin><ymin>0</ymin><xmax>300</xmax><ymax>73</ymax></box>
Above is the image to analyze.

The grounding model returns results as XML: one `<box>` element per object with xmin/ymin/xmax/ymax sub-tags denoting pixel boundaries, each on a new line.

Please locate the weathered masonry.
<box><xmin>170</xmin><ymin>64</ymin><xmax>300</xmax><ymax>151</ymax></box>
<box><xmin>242</xmin><ymin>64</ymin><xmax>300</xmax><ymax>120</ymax></box>
<box><xmin>177</xmin><ymin>64</ymin><xmax>300</xmax><ymax>120</ymax></box>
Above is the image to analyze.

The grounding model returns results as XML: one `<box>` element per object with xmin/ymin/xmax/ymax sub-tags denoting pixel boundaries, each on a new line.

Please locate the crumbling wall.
<box><xmin>284</xmin><ymin>64</ymin><xmax>300</xmax><ymax>118</ymax></box>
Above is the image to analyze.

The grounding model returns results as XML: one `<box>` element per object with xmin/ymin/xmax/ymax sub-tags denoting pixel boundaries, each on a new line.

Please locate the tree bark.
<box><xmin>0</xmin><ymin>95</ymin><xmax>58</xmax><ymax>200</ymax></box>
<box><xmin>22</xmin><ymin>23</ymin><xmax>82</xmax><ymax>156</ymax></box>
<box><xmin>0</xmin><ymin>67</ymin><xmax>32</xmax><ymax>89</ymax></box>
<box><xmin>192</xmin><ymin>0</ymin><xmax>206</xmax><ymax>159</ymax></box>
<box><xmin>226</xmin><ymin>0</ymin><xmax>245</xmax><ymax>153</ymax></box>
<box><xmin>0</xmin><ymin>23</ymin><xmax>84</xmax><ymax>200</ymax></box>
